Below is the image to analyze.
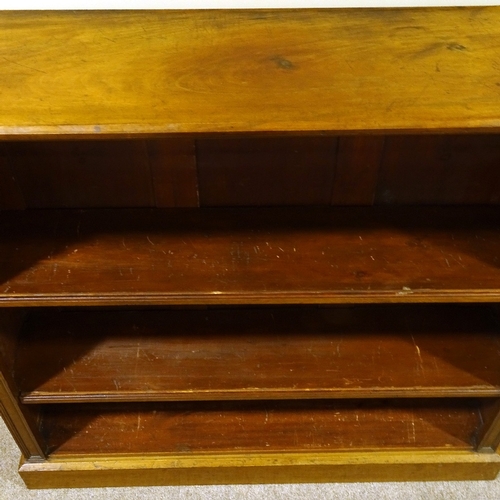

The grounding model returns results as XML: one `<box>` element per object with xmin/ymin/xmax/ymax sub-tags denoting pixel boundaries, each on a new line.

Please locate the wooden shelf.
<box><xmin>2</xmin><ymin>6</ymin><xmax>500</xmax><ymax>488</ymax></box>
<box><xmin>15</xmin><ymin>305</ymin><xmax>500</xmax><ymax>404</ymax></box>
<box><xmin>39</xmin><ymin>399</ymin><xmax>483</xmax><ymax>456</ymax></box>
<box><xmin>1</xmin><ymin>8</ymin><xmax>500</xmax><ymax>138</ymax></box>
<box><xmin>1</xmin><ymin>206</ymin><xmax>500</xmax><ymax>306</ymax></box>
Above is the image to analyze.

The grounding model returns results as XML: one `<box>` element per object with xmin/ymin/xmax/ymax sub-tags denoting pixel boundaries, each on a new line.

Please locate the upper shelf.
<box><xmin>1</xmin><ymin>206</ymin><xmax>500</xmax><ymax>306</ymax></box>
<box><xmin>1</xmin><ymin>7</ymin><xmax>500</xmax><ymax>139</ymax></box>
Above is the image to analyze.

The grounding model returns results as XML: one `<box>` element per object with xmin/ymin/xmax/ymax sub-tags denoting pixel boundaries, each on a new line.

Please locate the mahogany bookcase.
<box><xmin>1</xmin><ymin>7</ymin><xmax>500</xmax><ymax>488</ymax></box>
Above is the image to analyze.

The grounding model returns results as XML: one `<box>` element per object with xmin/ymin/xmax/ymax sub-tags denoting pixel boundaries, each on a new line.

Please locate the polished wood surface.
<box><xmin>40</xmin><ymin>399</ymin><xmax>482</xmax><ymax>456</ymax></box>
<box><xmin>15</xmin><ymin>305</ymin><xmax>500</xmax><ymax>403</ymax></box>
<box><xmin>1</xmin><ymin>8</ymin><xmax>500</xmax><ymax>138</ymax></box>
<box><xmin>0</xmin><ymin>207</ymin><xmax>499</xmax><ymax>306</ymax></box>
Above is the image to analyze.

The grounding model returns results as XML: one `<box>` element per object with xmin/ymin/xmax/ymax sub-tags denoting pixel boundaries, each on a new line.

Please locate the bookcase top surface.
<box><xmin>0</xmin><ymin>7</ymin><xmax>499</xmax><ymax>138</ymax></box>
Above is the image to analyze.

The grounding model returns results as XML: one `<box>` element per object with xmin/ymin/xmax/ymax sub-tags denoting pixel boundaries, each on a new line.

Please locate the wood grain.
<box><xmin>0</xmin><ymin>207</ymin><xmax>500</xmax><ymax>306</ymax></box>
<box><xmin>18</xmin><ymin>450</ymin><xmax>500</xmax><ymax>488</ymax></box>
<box><xmin>15</xmin><ymin>305</ymin><xmax>500</xmax><ymax>403</ymax></box>
<box><xmin>331</xmin><ymin>136</ymin><xmax>385</xmax><ymax>205</ymax></box>
<box><xmin>1</xmin><ymin>8</ymin><xmax>500</xmax><ymax>138</ymax></box>
<box><xmin>0</xmin><ymin>143</ymin><xmax>25</xmax><ymax>209</ymax></box>
<box><xmin>7</xmin><ymin>141</ymin><xmax>154</xmax><ymax>208</ymax></box>
<box><xmin>40</xmin><ymin>399</ymin><xmax>482</xmax><ymax>456</ymax></box>
<box><xmin>1</xmin><ymin>6</ymin><xmax>500</xmax><ymax>489</ymax></box>
<box><xmin>148</xmin><ymin>139</ymin><xmax>199</xmax><ymax>207</ymax></box>
<box><xmin>197</xmin><ymin>137</ymin><xmax>337</xmax><ymax>206</ymax></box>
<box><xmin>377</xmin><ymin>135</ymin><xmax>500</xmax><ymax>205</ymax></box>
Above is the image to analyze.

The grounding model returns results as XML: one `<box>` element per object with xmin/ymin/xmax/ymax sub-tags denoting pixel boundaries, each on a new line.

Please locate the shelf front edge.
<box><xmin>4</xmin><ymin>291</ymin><xmax>500</xmax><ymax>307</ymax></box>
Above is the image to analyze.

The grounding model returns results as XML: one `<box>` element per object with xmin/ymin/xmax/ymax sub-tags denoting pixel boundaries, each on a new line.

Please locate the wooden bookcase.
<box><xmin>1</xmin><ymin>7</ymin><xmax>500</xmax><ymax>488</ymax></box>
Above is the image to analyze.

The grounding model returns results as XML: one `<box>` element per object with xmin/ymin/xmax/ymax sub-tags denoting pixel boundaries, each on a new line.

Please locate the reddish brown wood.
<box><xmin>197</xmin><ymin>137</ymin><xmax>337</xmax><ymax>206</ymax></box>
<box><xmin>0</xmin><ymin>6</ymin><xmax>500</xmax><ymax>486</ymax></box>
<box><xmin>7</xmin><ymin>141</ymin><xmax>154</xmax><ymax>208</ymax></box>
<box><xmin>40</xmin><ymin>399</ymin><xmax>482</xmax><ymax>456</ymax></box>
<box><xmin>0</xmin><ymin>143</ymin><xmax>25</xmax><ymax>209</ymax></box>
<box><xmin>331</xmin><ymin>136</ymin><xmax>385</xmax><ymax>205</ymax></box>
<box><xmin>0</xmin><ymin>207</ymin><xmax>500</xmax><ymax>306</ymax></box>
<box><xmin>15</xmin><ymin>305</ymin><xmax>500</xmax><ymax>404</ymax></box>
<box><xmin>376</xmin><ymin>135</ymin><xmax>500</xmax><ymax>205</ymax></box>
<box><xmin>147</xmin><ymin>139</ymin><xmax>199</xmax><ymax>207</ymax></box>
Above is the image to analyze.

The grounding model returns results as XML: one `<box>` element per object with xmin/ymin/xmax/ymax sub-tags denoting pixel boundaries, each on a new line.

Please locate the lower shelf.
<box><xmin>20</xmin><ymin>399</ymin><xmax>500</xmax><ymax>487</ymax></box>
<box><xmin>39</xmin><ymin>399</ymin><xmax>483</xmax><ymax>456</ymax></box>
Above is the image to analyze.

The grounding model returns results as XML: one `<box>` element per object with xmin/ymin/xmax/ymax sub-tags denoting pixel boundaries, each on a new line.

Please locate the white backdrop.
<box><xmin>0</xmin><ymin>0</ymin><xmax>497</xmax><ymax>9</ymax></box>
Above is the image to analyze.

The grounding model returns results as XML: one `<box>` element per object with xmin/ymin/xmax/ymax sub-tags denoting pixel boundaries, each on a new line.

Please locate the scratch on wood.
<box><xmin>411</xmin><ymin>334</ymin><xmax>424</xmax><ymax>372</ymax></box>
<box><xmin>448</xmin><ymin>254</ymin><xmax>466</xmax><ymax>269</ymax></box>
<box><xmin>410</xmin><ymin>416</ymin><xmax>417</xmax><ymax>443</ymax></box>
<box><xmin>336</xmin><ymin>340</ymin><xmax>343</xmax><ymax>357</ymax></box>
<box><xmin>3</xmin><ymin>57</ymin><xmax>47</xmax><ymax>74</ymax></box>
